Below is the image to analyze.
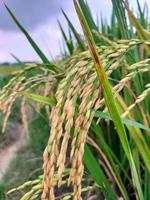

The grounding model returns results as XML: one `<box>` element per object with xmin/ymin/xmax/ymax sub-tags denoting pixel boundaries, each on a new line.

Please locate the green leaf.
<box><xmin>95</xmin><ymin>111</ymin><xmax>150</xmax><ymax>132</ymax></box>
<box><xmin>90</xmin><ymin>122</ymin><xmax>130</xmax><ymax>200</ymax></box>
<box><xmin>78</xmin><ymin>0</ymin><xmax>100</xmax><ymax>44</ymax></box>
<box><xmin>10</xmin><ymin>53</ymin><xmax>25</xmax><ymax>67</ymax></box>
<box><xmin>111</xmin><ymin>0</ymin><xmax>130</xmax><ymax>39</ymax></box>
<box><xmin>5</xmin><ymin>4</ymin><xmax>59</xmax><ymax>73</ymax></box>
<box><xmin>21</xmin><ymin>92</ymin><xmax>57</xmax><ymax>106</ymax></box>
<box><xmin>136</xmin><ymin>0</ymin><xmax>147</xmax><ymax>28</ymax></box>
<box><xmin>61</xmin><ymin>9</ymin><xmax>85</xmax><ymax>51</ymax></box>
<box><xmin>58</xmin><ymin>20</ymin><xmax>74</xmax><ymax>55</ymax></box>
<box><xmin>144</xmin><ymin>169</ymin><xmax>150</xmax><ymax>200</ymax></box>
<box><xmin>84</xmin><ymin>145</ymin><xmax>117</xmax><ymax>200</ymax></box>
<box><xmin>78</xmin><ymin>0</ymin><xmax>98</xmax><ymax>31</ymax></box>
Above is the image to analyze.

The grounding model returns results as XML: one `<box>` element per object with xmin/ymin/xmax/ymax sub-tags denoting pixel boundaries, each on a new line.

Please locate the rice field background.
<box><xmin>0</xmin><ymin>0</ymin><xmax>150</xmax><ymax>199</ymax></box>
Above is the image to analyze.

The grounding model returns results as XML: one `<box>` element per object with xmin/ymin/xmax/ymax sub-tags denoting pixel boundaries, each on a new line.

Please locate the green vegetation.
<box><xmin>0</xmin><ymin>144</ymin><xmax>43</xmax><ymax>200</ymax></box>
<box><xmin>0</xmin><ymin>0</ymin><xmax>150</xmax><ymax>199</ymax></box>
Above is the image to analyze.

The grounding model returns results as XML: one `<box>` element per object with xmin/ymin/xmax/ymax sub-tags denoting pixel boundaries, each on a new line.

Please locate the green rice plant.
<box><xmin>0</xmin><ymin>0</ymin><xmax>150</xmax><ymax>200</ymax></box>
<box><xmin>61</xmin><ymin>9</ymin><xmax>85</xmax><ymax>51</ymax></box>
<box><xmin>58</xmin><ymin>20</ymin><xmax>74</xmax><ymax>55</ymax></box>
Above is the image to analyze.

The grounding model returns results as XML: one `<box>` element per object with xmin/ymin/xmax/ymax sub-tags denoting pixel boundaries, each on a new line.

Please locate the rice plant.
<box><xmin>0</xmin><ymin>0</ymin><xmax>150</xmax><ymax>199</ymax></box>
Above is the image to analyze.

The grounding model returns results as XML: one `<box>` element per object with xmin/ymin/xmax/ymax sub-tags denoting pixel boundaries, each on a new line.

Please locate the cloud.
<box><xmin>0</xmin><ymin>22</ymin><xmax>63</xmax><ymax>62</ymax></box>
<box><xmin>0</xmin><ymin>0</ymin><xmax>69</xmax><ymax>31</ymax></box>
<box><xmin>0</xmin><ymin>0</ymin><xmax>149</xmax><ymax>63</ymax></box>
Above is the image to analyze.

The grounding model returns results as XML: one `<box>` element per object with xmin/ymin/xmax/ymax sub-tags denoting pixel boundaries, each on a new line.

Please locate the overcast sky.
<box><xmin>0</xmin><ymin>0</ymin><xmax>149</xmax><ymax>63</ymax></box>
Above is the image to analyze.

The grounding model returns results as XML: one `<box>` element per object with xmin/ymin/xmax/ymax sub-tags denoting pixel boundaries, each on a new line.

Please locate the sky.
<box><xmin>0</xmin><ymin>0</ymin><xmax>149</xmax><ymax>63</ymax></box>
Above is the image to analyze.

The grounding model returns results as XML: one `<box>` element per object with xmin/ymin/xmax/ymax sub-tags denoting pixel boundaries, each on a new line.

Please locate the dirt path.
<box><xmin>0</xmin><ymin>123</ymin><xmax>26</xmax><ymax>180</ymax></box>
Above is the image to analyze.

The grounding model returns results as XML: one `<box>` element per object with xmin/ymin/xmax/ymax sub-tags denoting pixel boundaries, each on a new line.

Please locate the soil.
<box><xmin>0</xmin><ymin>123</ymin><xmax>26</xmax><ymax>180</ymax></box>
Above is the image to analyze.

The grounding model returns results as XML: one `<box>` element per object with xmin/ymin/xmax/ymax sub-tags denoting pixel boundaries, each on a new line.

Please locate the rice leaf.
<box><xmin>84</xmin><ymin>145</ymin><xmax>117</xmax><ymax>200</ymax></box>
<box><xmin>5</xmin><ymin>4</ymin><xmax>59</xmax><ymax>73</ymax></box>
<box><xmin>91</xmin><ymin>122</ymin><xmax>130</xmax><ymax>200</ymax></box>
<box><xmin>111</xmin><ymin>0</ymin><xmax>130</xmax><ymax>39</ymax></box>
<box><xmin>136</xmin><ymin>0</ymin><xmax>147</xmax><ymax>28</ymax></box>
<box><xmin>144</xmin><ymin>170</ymin><xmax>150</xmax><ymax>200</ymax></box>
<box><xmin>78</xmin><ymin>0</ymin><xmax>100</xmax><ymax>44</ymax></box>
<box><xmin>10</xmin><ymin>53</ymin><xmax>25</xmax><ymax>67</ymax></box>
<box><xmin>21</xmin><ymin>92</ymin><xmax>57</xmax><ymax>106</ymax></box>
<box><xmin>61</xmin><ymin>9</ymin><xmax>85</xmax><ymax>51</ymax></box>
<box><xmin>58</xmin><ymin>20</ymin><xmax>74</xmax><ymax>55</ymax></box>
<box><xmin>95</xmin><ymin>111</ymin><xmax>150</xmax><ymax>132</ymax></box>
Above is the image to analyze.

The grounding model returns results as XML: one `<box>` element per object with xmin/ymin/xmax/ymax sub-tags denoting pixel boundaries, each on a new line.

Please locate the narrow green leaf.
<box><xmin>144</xmin><ymin>169</ymin><xmax>150</xmax><ymax>200</ymax></box>
<box><xmin>78</xmin><ymin>0</ymin><xmax>100</xmax><ymax>44</ymax></box>
<box><xmin>136</xmin><ymin>0</ymin><xmax>147</xmax><ymax>28</ymax></box>
<box><xmin>10</xmin><ymin>53</ymin><xmax>25</xmax><ymax>66</ymax></box>
<box><xmin>58</xmin><ymin>20</ymin><xmax>74</xmax><ymax>55</ymax></box>
<box><xmin>61</xmin><ymin>9</ymin><xmax>85</xmax><ymax>51</ymax></box>
<box><xmin>91</xmin><ymin>122</ymin><xmax>130</xmax><ymax>200</ymax></box>
<box><xmin>95</xmin><ymin>111</ymin><xmax>150</xmax><ymax>132</ymax></box>
<box><xmin>111</xmin><ymin>0</ymin><xmax>130</xmax><ymax>39</ymax></box>
<box><xmin>5</xmin><ymin>4</ymin><xmax>59</xmax><ymax>73</ymax></box>
<box><xmin>84</xmin><ymin>145</ymin><xmax>117</xmax><ymax>200</ymax></box>
<box><xmin>78</xmin><ymin>0</ymin><xmax>98</xmax><ymax>31</ymax></box>
<box><xmin>21</xmin><ymin>92</ymin><xmax>57</xmax><ymax>106</ymax></box>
